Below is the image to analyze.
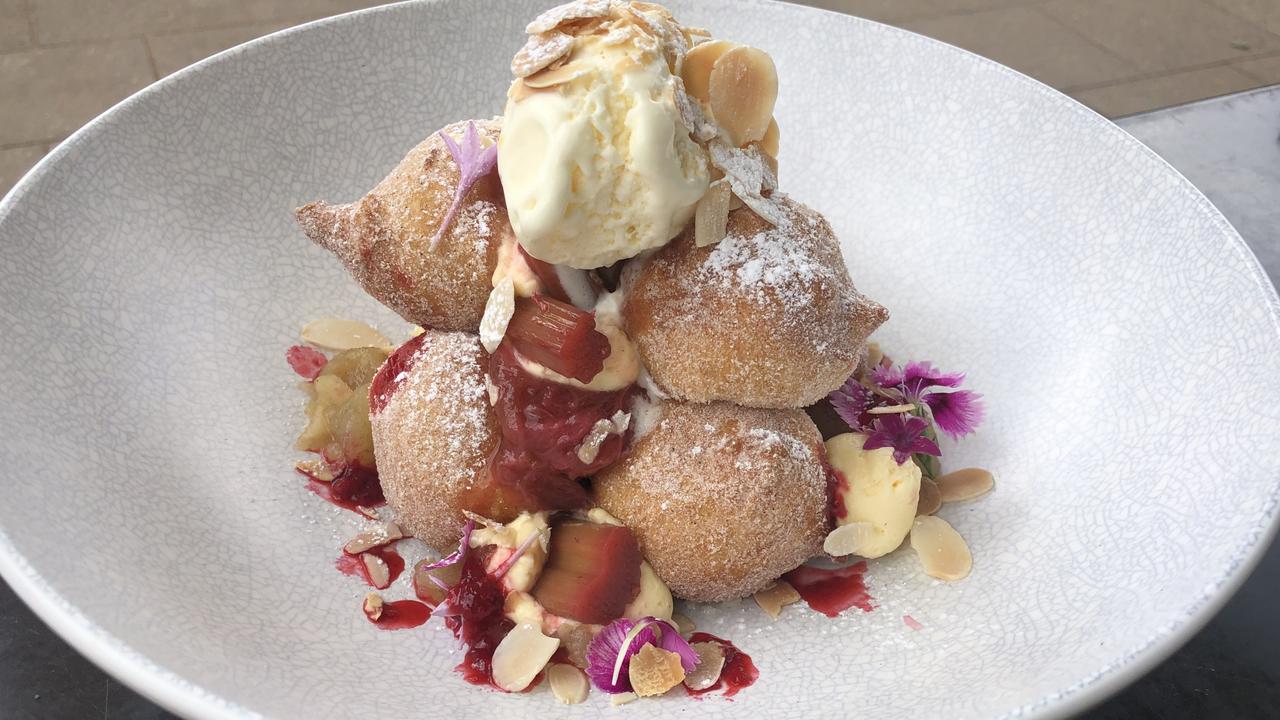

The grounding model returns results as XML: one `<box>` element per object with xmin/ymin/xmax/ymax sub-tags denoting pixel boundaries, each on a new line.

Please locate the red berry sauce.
<box><xmin>685</xmin><ymin>633</ymin><xmax>759</xmax><ymax>698</ymax></box>
<box><xmin>444</xmin><ymin>550</ymin><xmax>516</xmax><ymax>690</ymax></box>
<box><xmin>368</xmin><ymin>600</ymin><xmax>432</xmax><ymax>630</ymax></box>
<box><xmin>783</xmin><ymin>561</ymin><xmax>874</xmax><ymax>617</ymax></box>
<box><xmin>298</xmin><ymin>464</ymin><xmax>384</xmax><ymax>516</ymax></box>
<box><xmin>335</xmin><ymin>545</ymin><xmax>406</xmax><ymax>589</ymax></box>
<box><xmin>368</xmin><ymin>332</ymin><xmax>428</xmax><ymax>416</ymax></box>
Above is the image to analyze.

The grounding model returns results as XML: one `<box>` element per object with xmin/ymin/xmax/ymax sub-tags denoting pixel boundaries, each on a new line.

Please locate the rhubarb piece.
<box><xmin>518</xmin><ymin>245</ymin><xmax>571</xmax><ymax>303</ymax></box>
<box><xmin>532</xmin><ymin>521</ymin><xmax>642</xmax><ymax>624</ymax></box>
<box><xmin>318</xmin><ymin>346</ymin><xmax>390</xmax><ymax>389</ymax></box>
<box><xmin>503</xmin><ymin>295</ymin><xmax>610</xmax><ymax>383</ymax></box>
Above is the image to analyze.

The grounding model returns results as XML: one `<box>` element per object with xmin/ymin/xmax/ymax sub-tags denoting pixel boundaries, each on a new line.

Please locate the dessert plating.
<box><xmin>287</xmin><ymin>0</ymin><xmax>991</xmax><ymax>705</ymax></box>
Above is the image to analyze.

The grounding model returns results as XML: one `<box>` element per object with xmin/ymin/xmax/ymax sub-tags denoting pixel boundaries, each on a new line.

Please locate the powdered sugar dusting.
<box><xmin>595</xmin><ymin>401</ymin><xmax>828</xmax><ymax>602</ymax></box>
<box><xmin>371</xmin><ymin>330</ymin><xmax>497</xmax><ymax>550</ymax></box>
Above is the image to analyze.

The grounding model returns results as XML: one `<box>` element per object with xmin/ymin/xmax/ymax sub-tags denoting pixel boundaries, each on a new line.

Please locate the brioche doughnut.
<box><xmin>592</xmin><ymin>401</ymin><xmax>830</xmax><ymax>602</ymax></box>
<box><xmin>621</xmin><ymin>197</ymin><xmax>888</xmax><ymax>408</ymax></box>
<box><xmin>296</xmin><ymin>119</ymin><xmax>510</xmax><ymax>332</ymax></box>
<box><xmin>370</xmin><ymin>330</ymin><xmax>498</xmax><ymax>551</ymax></box>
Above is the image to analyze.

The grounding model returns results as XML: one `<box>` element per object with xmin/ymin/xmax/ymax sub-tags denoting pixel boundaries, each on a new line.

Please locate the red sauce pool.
<box><xmin>783</xmin><ymin>561</ymin><xmax>874</xmax><ymax>617</ymax></box>
<box><xmin>823</xmin><ymin>458</ymin><xmax>849</xmax><ymax>522</ymax></box>
<box><xmin>478</xmin><ymin>343</ymin><xmax>633</xmax><ymax>514</ymax></box>
<box><xmin>368</xmin><ymin>332</ymin><xmax>428</xmax><ymax>416</ymax></box>
<box><xmin>444</xmin><ymin>551</ymin><xmax>514</xmax><ymax>690</ymax></box>
<box><xmin>686</xmin><ymin>633</ymin><xmax>758</xmax><ymax>698</ymax></box>
<box><xmin>335</xmin><ymin>545</ymin><xmax>406</xmax><ymax>589</ymax></box>
<box><xmin>368</xmin><ymin>600</ymin><xmax>432</xmax><ymax>630</ymax></box>
<box><xmin>301</xmin><ymin>464</ymin><xmax>384</xmax><ymax>516</ymax></box>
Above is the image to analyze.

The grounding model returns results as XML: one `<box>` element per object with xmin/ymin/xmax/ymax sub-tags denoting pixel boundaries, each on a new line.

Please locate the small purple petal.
<box><xmin>827</xmin><ymin>375</ymin><xmax>871</xmax><ymax>432</ymax></box>
<box><xmin>653</xmin><ymin>620</ymin><xmax>700</xmax><ymax>673</ymax></box>
<box><xmin>924</xmin><ymin>390</ymin><xmax>985</xmax><ymax>439</ymax></box>
<box><xmin>429</xmin><ymin>122</ymin><xmax>499</xmax><ymax>250</ymax></box>
<box><xmin>421</xmin><ymin>519</ymin><xmax>475</xmax><ymax>570</ymax></box>
<box><xmin>871</xmin><ymin>364</ymin><xmax>903</xmax><ymax>388</ymax></box>
<box><xmin>585</xmin><ymin>618</ymin><xmax>656</xmax><ymax>693</ymax></box>
<box><xmin>863</xmin><ymin>414</ymin><xmax>940</xmax><ymax>465</ymax></box>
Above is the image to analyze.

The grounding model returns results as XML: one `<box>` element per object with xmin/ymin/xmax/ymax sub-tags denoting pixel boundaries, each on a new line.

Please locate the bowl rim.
<box><xmin>1</xmin><ymin>1</ymin><xmax>1278</xmax><ymax>718</ymax></box>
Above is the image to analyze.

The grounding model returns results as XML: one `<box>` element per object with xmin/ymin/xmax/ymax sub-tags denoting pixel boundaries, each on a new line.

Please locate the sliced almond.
<box><xmin>823</xmin><ymin>521</ymin><xmax>877</xmax><ymax>557</ymax></box>
<box><xmin>709</xmin><ymin>141</ymin><xmax>787</xmax><ymax>227</ymax></box>
<box><xmin>356</xmin><ymin>505</ymin><xmax>381</xmax><ymax>521</ymax></box>
<box><xmin>917</xmin><ymin>477</ymin><xmax>942</xmax><ymax>516</ymax></box>
<box><xmin>681</xmin><ymin>39</ymin><xmax>737</xmax><ymax>104</ymax></box>
<box><xmin>294</xmin><ymin>458</ymin><xmax>333</xmax><ymax>482</ymax></box>
<box><xmin>555</xmin><ymin>622</ymin><xmax>595</xmax><ymax>668</ymax></box>
<box><xmin>511</xmin><ymin>31</ymin><xmax>575</xmax><ymax>78</ymax></box>
<box><xmin>936</xmin><ymin>467</ymin><xmax>995</xmax><ymax>502</ymax></box>
<box><xmin>683</xmin><ymin>642</ymin><xmax>725</xmax><ymax>691</ymax></box>
<box><xmin>547</xmin><ymin>663</ymin><xmax>589</xmax><ymax>705</ymax></box>
<box><xmin>525</xmin><ymin>0</ymin><xmax>612</xmax><ymax>34</ymax></box>
<box><xmin>750</xmin><ymin>142</ymin><xmax>779</xmax><ymax>185</ymax></box>
<box><xmin>479</xmin><ymin>277</ymin><xmax>516</xmax><ymax>353</ymax></box>
<box><xmin>611</xmin><ymin>692</ymin><xmax>637</xmax><ymax>706</ymax></box>
<box><xmin>753</xmin><ymin>580</ymin><xmax>802</xmax><ymax>618</ymax></box>
<box><xmin>673</xmin><ymin>76</ymin><xmax>717</xmax><ymax>142</ymax></box>
<box><xmin>301</xmin><ymin>319</ymin><xmax>391</xmax><ymax>352</ymax></box>
<box><xmin>628</xmin><ymin>644</ymin><xmax>685</xmax><ymax>697</ymax></box>
<box><xmin>362</xmin><ymin>553</ymin><xmax>391</xmax><ymax>589</ymax></box>
<box><xmin>708</xmin><ymin>46</ymin><xmax>778</xmax><ymax>147</ymax></box>
<box><xmin>362</xmin><ymin>592</ymin><xmax>383</xmax><ymax>621</ymax></box>
<box><xmin>910</xmin><ymin>516</ymin><xmax>972</xmax><ymax>581</ymax></box>
<box><xmin>761</xmin><ymin>117</ymin><xmax>780</xmax><ymax>157</ymax></box>
<box><xmin>523</xmin><ymin>62</ymin><xmax>589</xmax><ymax>89</ymax></box>
<box><xmin>867</xmin><ymin>403</ymin><xmax>916</xmax><ymax>415</ymax></box>
<box><xmin>492</xmin><ymin>624</ymin><xmax>560</xmax><ymax>692</ymax></box>
<box><xmin>672</xmin><ymin>612</ymin><xmax>696</xmax><ymax>636</ymax></box>
<box><xmin>344</xmin><ymin>522</ymin><xmax>404</xmax><ymax>554</ymax></box>
<box><xmin>694</xmin><ymin>178</ymin><xmax>732</xmax><ymax>247</ymax></box>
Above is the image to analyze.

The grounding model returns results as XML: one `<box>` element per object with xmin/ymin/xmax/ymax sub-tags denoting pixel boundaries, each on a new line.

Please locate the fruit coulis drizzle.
<box><xmin>783</xmin><ymin>561</ymin><xmax>874</xmax><ymax>617</ymax></box>
<box><xmin>444</xmin><ymin>550</ymin><xmax>521</xmax><ymax>689</ymax></box>
<box><xmin>299</xmin><ymin>465</ymin><xmax>384</xmax><ymax>517</ymax></box>
<box><xmin>370</xmin><ymin>600</ymin><xmax>433</xmax><ymax>630</ymax></box>
<box><xmin>335</xmin><ymin>545</ymin><xmax>406</xmax><ymax>588</ymax></box>
<box><xmin>685</xmin><ymin>633</ymin><xmax>759</xmax><ymax>698</ymax></box>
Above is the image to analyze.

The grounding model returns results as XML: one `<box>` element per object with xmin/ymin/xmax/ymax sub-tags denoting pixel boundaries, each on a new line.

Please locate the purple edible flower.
<box><xmin>421</xmin><ymin>518</ymin><xmax>475</xmax><ymax>571</ymax></box>
<box><xmin>431</xmin><ymin>121</ymin><xmax>498</xmax><ymax>250</ymax></box>
<box><xmin>923</xmin><ymin>388</ymin><xmax>985</xmax><ymax>439</ymax></box>
<box><xmin>585</xmin><ymin>617</ymin><xmax>699</xmax><ymax>693</ymax></box>
<box><xmin>862</xmin><ymin>414</ymin><xmax>941</xmax><ymax>465</ymax></box>
<box><xmin>828</xmin><ymin>375</ymin><xmax>872</xmax><ymax>432</ymax></box>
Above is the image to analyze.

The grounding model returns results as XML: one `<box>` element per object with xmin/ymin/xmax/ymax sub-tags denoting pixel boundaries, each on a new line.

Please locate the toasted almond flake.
<box><xmin>708</xmin><ymin>46</ymin><xmax>777</xmax><ymax>146</ymax></box>
<box><xmin>295</xmin><ymin>458</ymin><xmax>333</xmax><ymax>482</ymax></box>
<box><xmin>867</xmin><ymin>403</ymin><xmax>916</xmax><ymax>415</ymax></box>
<box><xmin>362</xmin><ymin>553</ymin><xmax>391</xmax><ymax>589</ymax></box>
<box><xmin>753</xmin><ymin>580</ymin><xmax>802</xmax><ymax>618</ymax></box>
<box><xmin>363</xmin><ymin>592</ymin><xmax>383</xmax><ymax>621</ymax></box>
<box><xmin>484</xmin><ymin>374</ymin><xmax>500</xmax><ymax>406</ymax></box>
<box><xmin>936</xmin><ymin>467</ymin><xmax>995</xmax><ymax>502</ymax></box>
<box><xmin>628</xmin><ymin>644</ymin><xmax>685</xmax><ymax>697</ymax></box>
<box><xmin>576</xmin><ymin>410</ymin><xmax>631</xmax><ymax>464</ymax></box>
<box><xmin>301</xmin><ymin>319</ymin><xmax>391</xmax><ymax>352</ymax></box>
<box><xmin>866</xmin><ymin>342</ymin><xmax>884</xmax><ymax>369</ymax></box>
<box><xmin>709</xmin><ymin>141</ymin><xmax>787</xmax><ymax>226</ymax></box>
<box><xmin>761</xmin><ymin>117</ymin><xmax>779</xmax><ymax>157</ymax></box>
<box><xmin>555</xmin><ymin>622</ymin><xmax>595</xmax><ymax>668</ymax></box>
<box><xmin>672</xmin><ymin>612</ymin><xmax>696</xmax><ymax>635</ymax></box>
<box><xmin>910</xmin><ymin>516</ymin><xmax>973</xmax><ymax>581</ymax></box>
<box><xmin>480</xmin><ymin>277</ymin><xmax>516</xmax><ymax>353</ymax></box>
<box><xmin>611</xmin><ymin>692</ymin><xmax>637</xmax><ymax>706</ymax></box>
<box><xmin>492</xmin><ymin>624</ymin><xmax>561</xmax><ymax>692</ymax></box>
<box><xmin>673</xmin><ymin>77</ymin><xmax>717</xmax><ymax>142</ymax></box>
<box><xmin>525</xmin><ymin>0</ymin><xmax>612</xmax><ymax>34</ymax></box>
<box><xmin>694</xmin><ymin>178</ymin><xmax>732</xmax><ymax>247</ymax></box>
<box><xmin>681</xmin><ymin>39</ymin><xmax>737</xmax><ymax>103</ymax></box>
<box><xmin>356</xmin><ymin>505</ymin><xmax>381</xmax><ymax>521</ymax></box>
<box><xmin>409</xmin><ymin>325</ymin><xmax>426</xmax><ymax>338</ymax></box>
<box><xmin>344</xmin><ymin>522</ymin><xmax>404</xmax><ymax>554</ymax></box>
<box><xmin>523</xmin><ymin>62</ymin><xmax>589</xmax><ymax>89</ymax></box>
<box><xmin>512</xmin><ymin>31</ymin><xmax>574</xmax><ymax>78</ymax></box>
<box><xmin>548</xmin><ymin>663</ymin><xmax>589</xmax><ymax>704</ymax></box>
<box><xmin>683</xmin><ymin>642</ymin><xmax>725</xmax><ymax>691</ymax></box>
<box><xmin>823</xmin><ymin>521</ymin><xmax>878</xmax><ymax>557</ymax></box>
<box><xmin>917</xmin><ymin>477</ymin><xmax>942</xmax><ymax>516</ymax></box>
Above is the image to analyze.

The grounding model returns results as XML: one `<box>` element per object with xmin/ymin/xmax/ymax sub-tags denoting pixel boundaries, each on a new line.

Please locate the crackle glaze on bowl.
<box><xmin>1</xmin><ymin>1</ymin><xmax>1278</xmax><ymax>718</ymax></box>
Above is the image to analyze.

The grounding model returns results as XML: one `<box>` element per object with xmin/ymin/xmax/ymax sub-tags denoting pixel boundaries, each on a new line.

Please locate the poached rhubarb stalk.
<box><xmin>504</xmin><ymin>294</ymin><xmax>610</xmax><ymax>383</ymax></box>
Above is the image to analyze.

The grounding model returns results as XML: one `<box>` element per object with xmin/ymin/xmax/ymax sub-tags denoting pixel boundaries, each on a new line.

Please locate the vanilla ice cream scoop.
<box><xmin>498</xmin><ymin>7</ymin><xmax>709</xmax><ymax>269</ymax></box>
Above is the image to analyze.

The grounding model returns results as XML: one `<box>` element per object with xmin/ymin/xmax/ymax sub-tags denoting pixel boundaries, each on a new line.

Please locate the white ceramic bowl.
<box><xmin>1</xmin><ymin>1</ymin><xmax>1278</xmax><ymax>718</ymax></box>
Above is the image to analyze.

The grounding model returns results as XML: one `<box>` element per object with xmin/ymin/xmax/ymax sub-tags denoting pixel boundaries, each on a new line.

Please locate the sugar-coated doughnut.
<box><xmin>621</xmin><ymin>197</ymin><xmax>888</xmax><ymax>408</ymax></box>
<box><xmin>592</xmin><ymin>400</ymin><xmax>830</xmax><ymax>602</ymax></box>
<box><xmin>370</xmin><ymin>330</ymin><xmax>497</xmax><ymax>550</ymax></box>
<box><xmin>296</xmin><ymin>119</ymin><xmax>510</xmax><ymax>332</ymax></box>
